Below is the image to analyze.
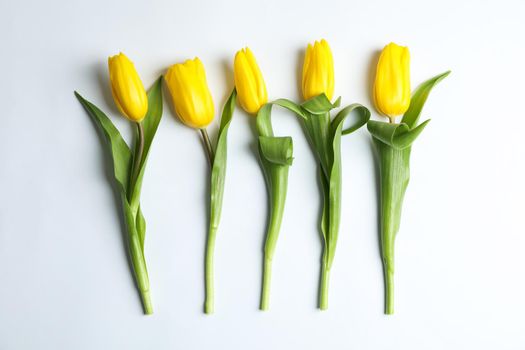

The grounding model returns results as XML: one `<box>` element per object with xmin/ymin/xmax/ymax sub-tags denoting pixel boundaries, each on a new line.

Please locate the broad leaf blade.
<box><xmin>323</xmin><ymin>103</ymin><xmax>370</xmax><ymax>268</ymax></box>
<box><xmin>367</xmin><ymin>119</ymin><xmax>430</xmax><ymax>150</ymax></box>
<box><xmin>256</xmin><ymin>103</ymin><xmax>274</xmax><ymax>137</ymax></box>
<box><xmin>303</xmin><ymin>112</ymin><xmax>331</xmax><ymax>174</ymax></box>
<box><xmin>402</xmin><ymin>71</ymin><xmax>450</xmax><ymax>128</ymax></box>
<box><xmin>258</xmin><ymin>136</ymin><xmax>294</xmax><ymax>166</ymax></box>
<box><xmin>301</xmin><ymin>94</ymin><xmax>340</xmax><ymax>115</ymax></box>
<box><xmin>75</xmin><ymin>91</ymin><xmax>132</xmax><ymax>195</ymax></box>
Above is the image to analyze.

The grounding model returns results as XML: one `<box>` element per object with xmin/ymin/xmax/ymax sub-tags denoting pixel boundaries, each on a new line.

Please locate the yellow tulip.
<box><xmin>373</xmin><ymin>43</ymin><xmax>411</xmax><ymax>119</ymax></box>
<box><xmin>165</xmin><ymin>58</ymin><xmax>215</xmax><ymax>129</ymax></box>
<box><xmin>108</xmin><ymin>53</ymin><xmax>148</xmax><ymax>122</ymax></box>
<box><xmin>302</xmin><ymin>39</ymin><xmax>334</xmax><ymax>101</ymax></box>
<box><xmin>234</xmin><ymin>47</ymin><xmax>268</xmax><ymax>114</ymax></box>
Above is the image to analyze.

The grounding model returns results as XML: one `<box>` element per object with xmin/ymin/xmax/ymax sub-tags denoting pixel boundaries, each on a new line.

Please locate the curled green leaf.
<box><xmin>367</xmin><ymin>119</ymin><xmax>430</xmax><ymax>150</ymax></box>
<box><xmin>255</xmin><ymin>99</ymin><xmax>304</xmax><ymax>310</ymax></box>
<box><xmin>301</xmin><ymin>93</ymin><xmax>341</xmax><ymax>115</ymax></box>
<box><xmin>259</xmin><ymin>136</ymin><xmax>294</xmax><ymax>166</ymax></box>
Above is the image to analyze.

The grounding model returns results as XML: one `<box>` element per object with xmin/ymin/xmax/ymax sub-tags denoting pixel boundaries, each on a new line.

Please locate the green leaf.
<box><xmin>255</xmin><ymin>100</ymin><xmax>298</xmax><ymax>310</ymax></box>
<box><xmin>75</xmin><ymin>90</ymin><xmax>153</xmax><ymax>314</ymax></box>
<box><xmin>301</xmin><ymin>94</ymin><xmax>341</xmax><ymax>115</ymax></box>
<box><xmin>375</xmin><ymin>140</ymin><xmax>411</xmax><ymax>314</ymax></box>
<box><xmin>256</xmin><ymin>99</ymin><xmax>306</xmax><ymax>138</ymax></box>
<box><xmin>140</xmin><ymin>77</ymin><xmax>164</xmax><ymax>167</ymax></box>
<box><xmin>303</xmin><ymin>112</ymin><xmax>331</xmax><ymax>175</ymax></box>
<box><xmin>334</xmin><ymin>103</ymin><xmax>371</xmax><ymax>136</ymax></box>
<box><xmin>402</xmin><ymin>70</ymin><xmax>450</xmax><ymax>128</ymax></box>
<box><xmin>368</xmin><ymin>70</ymin><xmax>450</xmax><ymax>314</ymax></box>
<box><xmin>322</xmin><ymin>104</ymin><xmax>370</xmax><ymax>268</ymax></box>
<box><xmin>209</xmin><ymin>89</ymin><xmax>237</xmax><ymax>234</ymax></box>
<box><xmin>136</xmin><ymin>205</ymin><xmax>146</xmax><ymax>251</ymax></box>
<box><xmin>258</xmin><ymin>136</ymin><xmax>294</xmax><ymax>166</ymax></box>
<box><xmin>129</xmin><ymin>77</ymin><xmax>164</xmax><ymax>212</ymax></box>
<box><xmin>367</xmin><ymin>119</ymin><xmax>430</xmax><ymax>150</ymax></box>
<box><xmin>272</xmin><ymin>98</ymin><xmax>308</xmax><ymax>119</ymax></box>
<box><xmin>74</xmin><ymin>91</ymin><xmax>132</xmax><ymax>195</ymax></box>
<box><xmin>204</xmin><ymin>89</ymin><xmax>237</xmax><ymax>313</ymax></box>
<box><xmin>256</xmin><ymin>103</ymin><xmax>274</xmax><ymax>137</ymax></box>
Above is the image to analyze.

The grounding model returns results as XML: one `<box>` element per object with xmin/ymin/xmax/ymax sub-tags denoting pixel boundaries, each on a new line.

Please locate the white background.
<box><xmin>1</xmin><ymin>0</ymin><xmax>524</xmax><ymax>348</ymax></box>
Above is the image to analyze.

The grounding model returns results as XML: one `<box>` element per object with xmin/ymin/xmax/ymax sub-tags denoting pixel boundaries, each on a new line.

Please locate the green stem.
<box><xmin>205</xmin><ymin>226</ymin><xmax>217</xmax><ymax>314</ymax></box>
<box><xmin>200</xmin><ymin>128</ymin><xmax>214</xmax><ymax>167</ymax></box>
<box><xmin>384</xmin><ymin>263</ymin><xmax>394</xmax><ymax>315</ymax></box>
<box><xmin>319</xmin><ymin>261</ymin><xmax>330</xmax><ymax>310</ymax></box>
<box><xmin>201</xmin><ymin>127</ymin><xmax>217</xmax><ymax>314</ymax></box>
<box><xmin>129</xmin><ymin>122</ymin><xmax>145</xmax><ymax>198</ymax></box>
<box><xmin>260</xmin><ymin>257</ymin><xmax>272</xmax><ymax>310</ymax></box>
<box><xmin>126</xmin><ymin>123</ymin><xmax>151</xmax><ymax>315</ymax></box>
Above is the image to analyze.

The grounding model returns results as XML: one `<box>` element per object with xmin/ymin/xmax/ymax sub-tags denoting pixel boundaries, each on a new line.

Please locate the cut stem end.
<box><xmin>319</xmin><ymin>264</ymin><xmax>330</xmax><ymax>310</ymax></box>
<box><xmin>260</xmin><ymin>258</ymin><xmax>272</xmax><ymax>311</ymax></box>
<box><xmin>384</xmin><ymin>266</ymin><xmax>394</xmax><ymax>315</ymax></box>
<box><xmin>141</xmin><ymin>290</ymin><xmax>153</xmax><ymax>315</ymax></box>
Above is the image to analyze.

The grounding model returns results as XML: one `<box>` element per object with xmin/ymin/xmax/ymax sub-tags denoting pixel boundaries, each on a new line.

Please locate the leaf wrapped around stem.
<box><xmin>367</xmin><ymin>71</ymin><xmax>450</xmax><ymax>314</ymax></box>
<box><xmin>300</xmin><ymin>98</ymin><xmax>369</xmax><ymax>310</ymax></box>
<box><xmin>265</xmin><ymin>94</ymin><xmax>370</xmax><ymax>310</ymax></box>
<box><xmin>204</xmin><ymin>89</ymin><xmax>237</xmax><ymax>314</ymax></box>
<box><xmin>255</xmin><ymin>99</ymin><xmax>304</xmax><ymax>310</ymax></box>
<box><xmin>74</xmin><ymin>77</ymin><xmax>163</xmax><ymax>315</ymax></box>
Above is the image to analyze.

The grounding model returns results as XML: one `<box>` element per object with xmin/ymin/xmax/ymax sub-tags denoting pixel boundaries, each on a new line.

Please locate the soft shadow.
<box><xmin>366</xmin><ymin>50</ymin><xmax>381</xmax><ymax>107</ymax></box>
<box><xmin>369</xmin><ymin>138</ymin><xmax>382</xmax><ymax>257</ymax></box>
<box><xmin>220</xmin><ymin>59</ymin><xmax>235</xmax><ymax>107</ymax></box>
<box><xmin>93</xmin><ymin>62</ymin><xmax>120</xmax><ymax>116</ymax></box>
<box><xmin>366</xmin><ymin>50</ymin><xmax>383</xmax><ymax>260</ymax></box>
<box><xmin>295</xmin><ymin>48</ymin><xmax>305</xmax><ymax>98</ymax></box>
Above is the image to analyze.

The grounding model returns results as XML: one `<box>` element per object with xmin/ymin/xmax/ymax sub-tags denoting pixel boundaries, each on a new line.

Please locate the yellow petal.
<box><xmin>302</xmin><ymin>39</ymin><xmax>334</xmax><ymax>100</ymax></box>
<box><xmin>165</xmin><ymin>57</ymin><xmax>214</xmax><ymax>129</ymax></box>
<box><xmin>234</xmin><ymin>47</ymin><xmax>268</xmax><ymax>115</ymax></box>
<box><xmin>373</xmin><ymin>43</ymin><xmax>411</xmax><ymax>118</ymax></box>
<box><xmin>107</xmin><ymin>53</ymin><xmax>148</xmax><ymax>122</ymax></box>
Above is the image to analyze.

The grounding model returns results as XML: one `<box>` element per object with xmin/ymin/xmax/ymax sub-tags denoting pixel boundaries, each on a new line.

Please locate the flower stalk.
<box><xmin>368</xmin><ymin>68</ymin><xmax>450</xmax><ymax>314</ymax></box>
<box><xmin>165</xmin><ymin>56</ymin><xmax>237</xmax><ymax>314</ymax></box>
<box><xmin>75</xmin><ymin>69</ymin><xmax>164</xmax><ymax>314</ymax></box>
<box><xmin>200</xmin><ymin>128</ymin><xmax>215</xmax><ymax>167</ymax></box>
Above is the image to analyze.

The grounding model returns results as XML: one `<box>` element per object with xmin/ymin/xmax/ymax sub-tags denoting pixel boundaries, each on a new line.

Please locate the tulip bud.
<box><xmin>165</xmin><ymin>58</ymin><xmax>215</xmax><ymax>129</ymax></box>
<box><xmin>302</xmin><ymin>39</ymin><xmax>334</xmax><ymax>101</ymax></box>
<box><xmin>234</xmin><ymin>47</ymin><xmax>268</xmax><ymax>115</ymax></box>
<box><xmin>108</xmin><ymin>53</ymin><xmax>148</xmax><ymax>122</ymax></box>
<box><xmin>373</xmin><ymin>43</ymin><xmax>411</xmax><ymax>119</ymax></box>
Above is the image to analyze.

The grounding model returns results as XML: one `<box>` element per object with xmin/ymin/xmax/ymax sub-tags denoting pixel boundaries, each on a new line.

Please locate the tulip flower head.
<box><xmin>108</xmin><ymin>52</ymin><xmax>148</xmax><ymax>122</ymax></box>
<box><xmin>165</xmin><ymin>57</ymin><xmax>215</xmax><ymax>129</ymax></box>
<box><xmin>302</xmin><ymin>39</ymin><xmax>334</xmax><ymax>101</ymax></box>
<box><xmin>234</xmin><ymin>47</ymin><xmax>268</xmax><ymax>115</ymax></box>
<box><xmin>373</xmin><ymin>43</ymin><xmax>411</xmax><ymax>121</ymax></box>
